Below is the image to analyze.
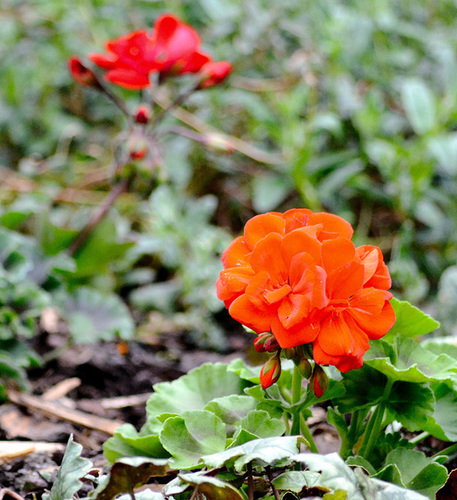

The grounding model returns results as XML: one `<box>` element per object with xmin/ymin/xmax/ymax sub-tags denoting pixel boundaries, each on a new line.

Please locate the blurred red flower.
<box><xmin>68</xmin><ymin>56</ymin><xmax>101</xmax><ymax>88</ymax></box>
<box><xmin>197</xmin><ymin>61</ymin><xmax>232</xmax><ymax>89</ymax></box>
<box><xmin>216</xmin><ymin>209</ymin><xmax>396</xmax><ymax>372</ymax></box>
<box><xmin>86</xmin><ymin>13</ymin><xmax>231</xmax><ymax>90</ymax></box>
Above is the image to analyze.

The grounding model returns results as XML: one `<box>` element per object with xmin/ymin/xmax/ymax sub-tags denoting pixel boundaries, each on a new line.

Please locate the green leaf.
<box><xmin>365</xmin><ymin>336</ymin><xmax>457</xmax><ymax>384</ymax></box>
<box><xmin>229</xmin><ymin>410</ymin><xmax>286</xmax><ymax>447</ymax></box>
<box><xmin>177</xmin><ymin>471</ymin><xmax>245</xmax><ymax>500</ymax></box>
<box><xmin>238</xmin><ymin>409</ymin><xmax>285</xmax><ymax>438</ymax></box>
<box><xmin>56</xmin><ymin>287</ymin><xmax>134</xmax><ymax>343</ymax></box>
<box><xmin>103</xmin><ymin>423</ymin><xmax>170</xmax><ymax>463</ymax></box>
<box><xmin>401</xmin><ymin>79</ymin><xmax>437</xmax><ymax>135</ymax></box>
<box><xmin>423</xmin><ymin>381</ymin><xmax>457</xmax><ymax>441</ymax></box>
<box><xmin>334</xmin><ymin>364</ymin><xmax>386</xmax><ymax>413</ymax></box>
<box><xmin>386</xmin><ymin>298</ymin><xmax>440</xmax><ymax>340</ymax></box>
<box><xmin>73</xmin><ymin>218</ymin><xmax>134</xmax><ymax>277</ymax></box>
<box><xmin>203</xmin><ymin>395</ymin><xmax>258</xmax><ymax>435</ymax></box>
<box><xmin>272</xmin><ymin>470</ymin><xmax>322</xmax><ymax>493</ymax></box>
<box><xmin>385</xmin><ymin>382</ymin><xmax>435</xmax><ymax>431</ymax></box>
<box><xmin>227</xmin><ymin>358</ymin><xmax>261</xmax><ymax>384</ymax></box>
<box><xmin>95</xmin><ymin>457</ymin><xmax>169</xmax><ymax>500</ymax></box>
<box><xmin>42</xmin><ymin>435</ymin><xmax>92</xmax><ymax>500</ymax></box>
<box><xmin>252</xmin><ymin>173</ymin><xmax>291</xmax><ymax>212</ymax></box>
<box><xmin>294</xmin><ymin>453</ymin><xmax>429</xmax><ymax>499</ymax></box>
<box><xmin>146</xmin><ymin>363</ymin><xmax>250</xmax><ymax>421</ymax></box>
<box><xmin>427</xmin><ymin>133</ymin><xmax>457</xmax><ymax>176</ymax></box>
<box><xmin>376</xmin><ymin>449</ymin><xmax>448</xmax><ymax>498</ymax></box>
<box><xmin>160</xmin><ymin>410</ymin><xmax>227</xmax><ymax>469</ymax></box>
<box><xmin>201</xmin><ymin>436</ymin><xmax>302</xmax><ymax>471</ymax></box>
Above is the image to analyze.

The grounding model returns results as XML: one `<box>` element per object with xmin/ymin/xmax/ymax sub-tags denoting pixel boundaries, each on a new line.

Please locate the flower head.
<box><xmin>85</xmin><ymin>13</ymin><xmax>230</xmax><ymax>90</ymax></box>
<box><xmin>216</xmin><ymin>209</ymin><xmax>396</xmax><ymax>373</ymax></box>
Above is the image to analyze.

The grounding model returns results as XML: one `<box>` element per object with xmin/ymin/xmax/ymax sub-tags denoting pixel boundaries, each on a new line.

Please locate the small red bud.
<box><xmin>197</xmin><ymin>61</ymin><xmax>232</xmax><ymax>90</ymax></box>
<box><xmin>68</xmin><ymin>56</ymin><xmax>101</xmax><ymax>88</ymax></box>
<box><xmin>127</xmin><ymin>136</ymin><xmax>148</xmax><ymax>160</ymax></box>
<box><xmin>260</xmin><ymin>353</ymin><xmax>281</xmax><ymax>390</ymax></box>
<box><xmin>254</xmin><ymin>333</ymin><xmax>279</xmax><ymax>353</ymax></box>
<box><xmin>134</xmin><ymin>105</ymin><xmax>151</xmax><ymax>124</ymax></box>
<box><xmin>312</xmin><ymin>365</ymin><xmax>328</xmax><ymax>399</ymax></box>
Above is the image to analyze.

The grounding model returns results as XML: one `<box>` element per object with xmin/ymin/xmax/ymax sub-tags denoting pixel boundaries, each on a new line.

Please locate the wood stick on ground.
<box><xmin>41</xmin><ymin>377</ymin><xmax>82</xmax><ymax>401</ymax></box>
<box><xmin>0</xmin><ymin>441</ymin><xmax>65</xmax><ymax>465</ymax></box>
<box><xmin>7</xmin><ymin>390</ymin><xmax>123</xmax><ymax>435</ymax></box>
<box><xmin>0</xmin><ymin>488</ymin><xmax>26</xmax><ymax>500</ymax></box>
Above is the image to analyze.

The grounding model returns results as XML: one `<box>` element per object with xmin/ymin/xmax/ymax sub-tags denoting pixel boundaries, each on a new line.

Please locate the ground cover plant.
<box><xmin>3</xmin><ymin>1</ymin><xmax>457</xmax><ymax>499</ymax></box>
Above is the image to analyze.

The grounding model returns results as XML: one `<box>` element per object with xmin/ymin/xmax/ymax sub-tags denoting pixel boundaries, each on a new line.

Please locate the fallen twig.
<box><xmin>7</xmin><ymin>390</ymin><xmax>123</xmax><ymax>435</ymax></box>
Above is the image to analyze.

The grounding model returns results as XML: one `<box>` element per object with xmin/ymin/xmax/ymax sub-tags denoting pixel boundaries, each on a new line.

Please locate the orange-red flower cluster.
<box><xmin>216</xmin><ymin>209</ymin><xmax>396</xmax><ymax>373</ymax></box>
<box><xmin>80</xmin><ymin>13</ymin><xmax>231</xmax><ymax>90</ymax></box>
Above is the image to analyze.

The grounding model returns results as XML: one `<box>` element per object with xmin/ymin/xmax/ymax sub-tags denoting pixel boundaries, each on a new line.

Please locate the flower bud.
<box><xmin>197</xmin><ymin>61</ymin><xmax>232</xmax><ymax>90</ymax></box>
<box><xmin>134</xmin><ymin>105</ymin><xmax>151</xmax><ymax>124</ymax></box>
<box><xmin>297</xmin><ymin>358</ymin><xmax>313</xmax><ymax>379</ymax></box>
<box><xmin>260</xmin><ymin>353</ymin><xmax>281</xmax><ymax>390</ymax></box>
<box><xmin>283</xmin><ymin>348</ymin><xmax>296</xmax><ymax>360</ymax></box>
<box><xmin>311</xmin><ymin>365</ymin><xmax>328</xmax><ymax>399</ymax></box>
<box><xmin>68</xmin><ymin>56</ymin><xmax>101</xmax><ymax>88</ymax></box>
<box><xmin>254</xmin><ymin>333</ymin><xmax>278</xmax><ymax>353</ymax></box>
<box><xmin>127</xmin><ymin>135</ymin><xmax>148</xmax><ymax>160</ymax></box>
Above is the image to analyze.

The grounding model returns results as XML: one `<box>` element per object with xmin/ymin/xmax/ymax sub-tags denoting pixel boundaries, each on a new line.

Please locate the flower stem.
<box><xmin>358</xmin><ymin>378</ymin><xmax>393</xmax><ymax>460</ymax></box>
<box><xmin>432</xmin><ymin>442</ymin><xmax>457</xmax><ymax>461</ymax></box>
<box><xmin>290</xmin><ymin>364</ymin><xmax>302</xmax><ymax>436</ymax></box>
<box><xmin>341</xmin><ymin>409</ymin><xmax>361</xmax><ymax>458</ymax></box>
<box><xmin>358</xmin><ymin>403</ymin><xmax>385</xmax><ymax>460</ymax></box>
<box><xmin>300</xmin><ymin>414</ymin><xmax>319</xmax><ymax>453</ymax></box>
<box><xmin>67</xmin><ymin>176</ymin><xmax>130</xmax><ymax>257</ymax></box>
<box><xmin>410</xmin><ymin>431</ymin><xmax>430</xmax><ymax>445</ymax></box>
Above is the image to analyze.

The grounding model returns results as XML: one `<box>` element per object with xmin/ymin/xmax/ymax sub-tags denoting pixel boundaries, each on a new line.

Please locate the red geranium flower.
<box><xmin>86</xmin><ymin>14</ymin><xmax>230</xmax><ymax>90</ymax></box>
<box><xmin>216</xmin><ymin>209</ymin><xmax>396</xmax><ymax>373</ymax></box>
<box><xmin>89</xmin><ymin>30</ymin><xmax>157</xmax><ymax>89</ymax></box>
<box><xmin>150</xmin><ymin>14</ymin><xmax>211</xmax><ymax>80</ymax></box>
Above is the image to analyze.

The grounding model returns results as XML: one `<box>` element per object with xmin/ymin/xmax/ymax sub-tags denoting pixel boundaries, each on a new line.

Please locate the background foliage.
<box><xmin>2</xmin><ymin>0</ymin><xmax>457</xmax><ymax>375</ymax></box>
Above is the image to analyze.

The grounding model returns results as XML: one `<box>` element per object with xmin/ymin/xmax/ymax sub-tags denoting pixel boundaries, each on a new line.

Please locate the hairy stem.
<box><xmin>247</xmin><ymin>462</ymin><xmax>254</xmax><ymax>500</ymax></box>
<box><xmin>266</xmin><ymin>466</ymin><xmax>281</xmax><ymax>500</ymax></box>
<box><xmin>300</xmin><ymin>414</ymin><xmax>319</xmax><ymax>453</ymax></box>
<box><xmin>290</xmin><ymin>364</ymin><xmax>302</xmax><ymax>435</ymax></box>
<box><xmin>67</xmin><ymin>176</ymin><xmax>130</xmax><ymax>257</ymax></box>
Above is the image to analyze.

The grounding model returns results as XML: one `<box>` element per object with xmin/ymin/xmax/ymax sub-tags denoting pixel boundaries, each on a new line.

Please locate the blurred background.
<box><xmin>2</xmin><ymin>0</ymin><xmax>457</xmax><ymax>369</ymax></box>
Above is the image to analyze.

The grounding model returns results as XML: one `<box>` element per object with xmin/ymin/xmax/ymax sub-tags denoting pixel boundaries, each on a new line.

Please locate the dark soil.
<box><xmin>0</xmin><ymin>327</ymin><xmax>250</xmax><ymax>499</ymax></box>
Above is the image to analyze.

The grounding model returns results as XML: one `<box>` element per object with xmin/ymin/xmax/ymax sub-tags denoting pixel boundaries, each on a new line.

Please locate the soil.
<box><xmin>0</xmin><ymin>326</ymin><xmax>253</xmax><ymax>499</ymax></box>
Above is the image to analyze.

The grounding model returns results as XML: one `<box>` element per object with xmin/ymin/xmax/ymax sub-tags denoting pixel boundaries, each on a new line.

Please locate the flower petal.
<box><xmin>281</xmin><ymin>227</ymin><xmax>322</xmax><ymax>267</ymax></box>
<box><xmin>221</xmin><ymin>236</ymin><xmax>251</xmax><ymax>268</ymax></box>
<box><xmin>243</xmin><ymin>213</ymin><xmax>285</xmax><ymax>251</ymax></box>
<box><xmin>309</xmin><ymin>212</ymin><xmax>354</xmax><ymax>240</ymax></box>
<box><xmin>250</xmin><ymin>232</ymin><xmax>288</xmax><ymax>286</ymax></box>
<box><xmin>277</xmin><ymin>293</ymin><xmax>311</xmax><ymax>329</ymax></box>
<box><xmin>321</xmin><ymin>238</ymin><xmax>355</xmax><ymax>275</ymax></box>
<box><xmin>326</xmin><ymin>260</ymin><xmax>365</xmax><ymax>300</ymax></box>
<box><xmin>229</xmin><ymin>293</ymin><xmax>273</xmax><ymax>334</ymax></box>
<box><xmin>271</xmin><ymin>315</ymin><xmax>319</xmax><ymax>348</ymax></box>
<box><xmin>104</xmin><ymin>69</ymin><xmax>150</xmax><ymax>89</ymax></box>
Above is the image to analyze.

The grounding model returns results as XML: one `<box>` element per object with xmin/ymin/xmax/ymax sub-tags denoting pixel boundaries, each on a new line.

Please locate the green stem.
<box><xmin>410</xmin><ymin>431</ymin><xmax>430</xmax><ymax>446</ymax></box>
<box><xmin>290</xmin><ymin>364</ymin><xmax>302</xmax><ymax>436</ymax></box>
<box><xmin>341</xmin><ymin>409</ymin><xmax>361</xmax><ymax>458</ymax></box>
<box><xmin>358</xmin><ymin>403</ymin><xmax>385</xmax><ymax>460</ymax></box>
<box><xmin>300</xmin><ymin>414</ymin><xmax>319</xmax><ymax>453</ymax></box>
<box><xmin>432</xmin><ymin>442</ymin><xmax>457</xmax><ymax>461</ymax></box>
<box><xmin>358</xmin><ymin>378</ymin><xmax>394</xmax><ymax>460</ymax></box>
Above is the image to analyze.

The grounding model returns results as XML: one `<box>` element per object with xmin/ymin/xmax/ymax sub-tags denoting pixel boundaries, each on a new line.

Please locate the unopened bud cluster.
<box><xmin>255</xmin><ymin>332</ymin><xmax>328</xmax><ymax>397</ymax></box>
